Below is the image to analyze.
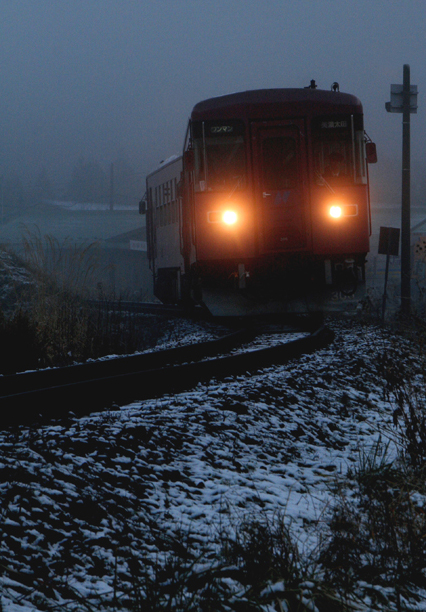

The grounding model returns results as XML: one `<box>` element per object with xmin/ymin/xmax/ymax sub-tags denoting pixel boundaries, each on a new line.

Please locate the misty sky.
<box><xmin>0</xmin><ymin>0</ymin><xmax>424</xmax><ymax>194</ymax></box>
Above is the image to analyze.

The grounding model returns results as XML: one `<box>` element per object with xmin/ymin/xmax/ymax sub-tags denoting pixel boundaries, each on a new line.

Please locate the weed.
<box><xmin>392</xmin><ymin>388</ymin><xmax>426</xmax><ymax>470</ymax></box>
<box><xmin>0</xmin><ymin>235</ymin><xmax>168</xmax><ymax>372</ymax></box>
<box><xmin>221</xmin><ymin>512</ymin><xmax>300</xmax><ymax>591</ymax></box>
<box><xmin>0</xmin><ymin>308</ymin><xmax>41</xmax><ymax>373</ymax></box>
<box><xmin>375</xmin><ymin>329</ymin><xmax>426</xmax><ymax>470</ymax></box>
<box><xmin>320</xmin><ymin>440</ymin><xmax>426</xmax><ymax>611</ymax></box>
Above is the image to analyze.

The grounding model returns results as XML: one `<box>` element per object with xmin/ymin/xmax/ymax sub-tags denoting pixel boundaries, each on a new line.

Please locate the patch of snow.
<box><xmin>0</xmin><ymin>319</ymin><xmax>424</xmax><ymax>611</ymax></box>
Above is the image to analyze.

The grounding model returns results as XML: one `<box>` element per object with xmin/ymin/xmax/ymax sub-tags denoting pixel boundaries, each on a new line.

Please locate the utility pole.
<box><xmin>401</xmin><ymin>65</ymin><xmax>412</xmax><ymax>316</ymax></box>
<box><xmin>386</xmin><ymin>64</ymin><xmax>418</xmax><ymax>316</ymax></box>
<box><xmin>109</xmin><ymin>163</ymin><xmax>114</xmax><ymax>211</ymax></box>
<box><xmin>0</xmin><ymin>177</ymin><xmax>3</xmax><ymax>225</ymax></box>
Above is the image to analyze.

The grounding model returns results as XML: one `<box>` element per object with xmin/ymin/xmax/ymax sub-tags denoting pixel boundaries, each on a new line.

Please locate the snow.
<box><xmin>47</xmin><ymin>201</ymin><xmax>139</xmax><ymax>211</ymax></box>
<box><xmin>0</xmin><ymin>318</ymin><xmax>424</xmax><ymax>610</ymax></box>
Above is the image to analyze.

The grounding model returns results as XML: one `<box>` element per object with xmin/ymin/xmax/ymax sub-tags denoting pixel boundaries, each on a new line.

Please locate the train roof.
<box><xmin>191</xmin><ymin>88</ymin><xmax>363</xmax><ymax>121</ymax></box>
<box><xmin>146</xmin><ymin>153</ymin><xmax>183</xmax><ymax>182</ymax></box>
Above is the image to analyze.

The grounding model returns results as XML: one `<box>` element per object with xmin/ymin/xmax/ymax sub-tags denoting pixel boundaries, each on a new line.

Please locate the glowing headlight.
<box><xmin>222</xmin><ymin>210</ymin><xmax>238</xmax><ymax>225</ymax></box>
<box><xmin>329</xmin><ymin>205</ymin><xmax>343</xmax><ymax>219</ymax></box>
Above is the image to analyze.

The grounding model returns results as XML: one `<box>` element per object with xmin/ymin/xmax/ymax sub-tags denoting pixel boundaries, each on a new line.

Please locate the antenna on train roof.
<box><xmin>305</xmin><ymin>79</ymin><xmax>317</xmax><ymax>89</ymax></box>
<box><xmin>331</xmin><ymin>82</ymin><xmax>340</xmax><ymax>92</ymax></box>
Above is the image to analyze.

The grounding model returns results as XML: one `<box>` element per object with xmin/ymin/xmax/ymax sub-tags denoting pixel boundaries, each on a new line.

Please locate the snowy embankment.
<box><xmin>0</xmin><ymin>318</ymin><xmax>424</xmax><ymax>611</ymax></box>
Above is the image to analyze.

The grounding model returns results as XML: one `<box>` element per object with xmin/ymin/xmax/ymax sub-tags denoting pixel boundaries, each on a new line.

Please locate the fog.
<box><xmin>0</xmin><ymin>0</ymin><xmax>424</xmax><ymax>202</ymax></box>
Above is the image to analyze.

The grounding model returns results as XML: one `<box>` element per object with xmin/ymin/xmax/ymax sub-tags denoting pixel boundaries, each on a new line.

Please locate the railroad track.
<box><xmin>0</xmin><ymin>320</ymin><xmax>334</xmax><ymax>427</ymax></box>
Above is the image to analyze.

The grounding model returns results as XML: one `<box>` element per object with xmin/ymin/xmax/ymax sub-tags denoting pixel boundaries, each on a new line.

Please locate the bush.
<box><xmin>127</xmin><ymin>514</ymin><xmax>353</xmax><ymax>612</ymax></box>
<box><xmin>319</xmin><ymin>441</ymin><xmax>426</xmax><ymax>610</ymax></box>
<box><xmin>0</xmin><ymin>232</ymin><xmax>167</xmax><ymax>372</ymax></box>
<box><xmin>377</xmin><ymin>331</ymin><xmax>426</xmax><ymax>469</ymax></box>
<box><xmin>0</xmin><ymin>308</ymin><xmax>41</xmax><ymax>373</ymax></box>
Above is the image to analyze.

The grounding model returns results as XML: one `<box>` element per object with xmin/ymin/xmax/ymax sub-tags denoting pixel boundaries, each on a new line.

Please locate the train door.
<box><xmin>252</xmin><ymin>122</ymin><xmax>310</xmax><ymax>254</ymax></box>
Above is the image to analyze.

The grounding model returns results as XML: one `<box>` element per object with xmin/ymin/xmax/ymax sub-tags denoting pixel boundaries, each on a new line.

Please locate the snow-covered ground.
<box><xmin>0</xmin><ymin>318</ymin><xmax>425</xmax><ymax>611</ymax></box>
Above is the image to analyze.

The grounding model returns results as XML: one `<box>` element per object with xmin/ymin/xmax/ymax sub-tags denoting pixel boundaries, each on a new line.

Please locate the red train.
<box><xmin>142</xmin><ymin>82</ymin><xmax>377</xmax><ymax>315</ymax></box>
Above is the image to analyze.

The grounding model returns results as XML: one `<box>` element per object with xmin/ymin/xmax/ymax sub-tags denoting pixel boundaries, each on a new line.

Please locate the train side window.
<box><xmin>153</xmin><ymin>187</ymin><xmax>158</xmax><ymax>227</ymax></box>
<box><xmin>354</xmin><ymin>131</ymin><xmax>367</xmax><ymax>184</ymax></box>
<box><xmin>262</xmin><ymin>137</ymin><xmax>297</xmax><ymax>191</ymax></box>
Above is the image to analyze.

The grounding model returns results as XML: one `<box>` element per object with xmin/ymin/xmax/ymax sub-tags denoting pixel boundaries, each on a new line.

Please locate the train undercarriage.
<box><xmin>155</xmin><ymin>253</ymin><xmax>367</xmax><ymax>316</ymax></box>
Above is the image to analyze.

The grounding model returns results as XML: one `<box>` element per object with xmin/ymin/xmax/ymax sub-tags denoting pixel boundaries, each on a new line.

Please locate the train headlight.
<box><xmin>207</xmin><ymin>209</ymin><xmax>240</xmax><ymax>225</ymax></box>
<box><xmin>222</xmin><ymin>210</ymin><xmax>238</xmax><ymax>225</ymax></box>
<box><xmin>329</xmin><ymin>205</ymin><xmax>343</xmax><ymax>219</ymax></box>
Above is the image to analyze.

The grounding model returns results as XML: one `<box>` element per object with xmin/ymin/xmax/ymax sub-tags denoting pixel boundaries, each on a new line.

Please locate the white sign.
<box><xmin>130</xmin><ymin>240</ymin><xmax>147</xmax><ymax>251</ymax></box>
<box><xmin>386</xmin><ymin>84</ymin><xmax>418</xmax><ymax>113</ymax></box>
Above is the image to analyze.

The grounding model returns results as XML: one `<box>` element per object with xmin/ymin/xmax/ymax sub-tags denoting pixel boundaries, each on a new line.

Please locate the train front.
<box><xmin>183</xmin><ymin>89</ymin><xmax>374</xmax><ymax>315</ymax></box>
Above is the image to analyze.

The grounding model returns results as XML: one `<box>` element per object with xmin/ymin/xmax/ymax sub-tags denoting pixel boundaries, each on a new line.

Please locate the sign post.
<box><xmin>379</xmin><ymin>227</ymin><xmax>400</xmax><ymax>324</ymax></box>
<box><xmin>386</xmin><ymin>65</ymin><xmax>418</xmax><ymax>316</ymax></box>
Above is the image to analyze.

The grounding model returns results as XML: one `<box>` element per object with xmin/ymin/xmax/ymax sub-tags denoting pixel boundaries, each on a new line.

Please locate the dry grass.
<box><xmin>0</xmin><ymin>229</ymin><xmax>164</xmax><ymax>372</ymax></box>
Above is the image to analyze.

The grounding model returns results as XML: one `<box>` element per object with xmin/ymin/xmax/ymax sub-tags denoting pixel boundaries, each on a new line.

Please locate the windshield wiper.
<box><xmin>225</xmin><ymin>175</ymin><xmax>243</xmax><ymax>200</ymax></box>
<box><xmin>315</xmin><ymin>170</ymin><xmax>335</xmax><ymax>194</ymax></box>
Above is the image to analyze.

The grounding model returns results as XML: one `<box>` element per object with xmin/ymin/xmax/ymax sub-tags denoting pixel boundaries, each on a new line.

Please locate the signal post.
<box><xmin>386</xmin><ymin>64</ymin><xmax>418</xmax><ymax>316</ymax></box>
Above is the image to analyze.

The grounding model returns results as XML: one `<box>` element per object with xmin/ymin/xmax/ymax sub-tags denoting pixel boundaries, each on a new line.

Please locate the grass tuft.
<box><xmin>0</xmin><ymin>234</ymin><xmax>168</xmax><ymax>372</ymax></box>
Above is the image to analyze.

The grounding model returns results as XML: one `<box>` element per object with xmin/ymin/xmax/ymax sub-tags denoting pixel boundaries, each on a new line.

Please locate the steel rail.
<box><xmin>0</xmin><ymin>325</ymin><xmax>333</xmax><ymax>427</ymax></box>
<box><xmin>0</xmin><ymin>328</ymin><xmax>252</xmax><ymax>397</ymax></box>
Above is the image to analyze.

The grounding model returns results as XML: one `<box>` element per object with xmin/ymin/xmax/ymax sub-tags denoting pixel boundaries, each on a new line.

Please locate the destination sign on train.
<box><xmin>321</xmin><ymin>120</ymin><xmax>348</xmax><ymax>128</ymax></box>
<box><xmin>210</xmin><ymin>125</ymin><xmax>234</xmax><ymax>133</ymax></box>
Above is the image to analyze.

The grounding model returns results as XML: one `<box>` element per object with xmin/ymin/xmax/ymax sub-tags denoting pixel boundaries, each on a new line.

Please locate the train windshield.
<box><xmin>312</xmin><ymin>114</ymin><xmax>366</xmax><ymax>186</ymax></box>
<box><xmin>192</xmin><ymin>120</ymin><xmax>246</xmax><ymax>192</ymax></box>
<box><xmin>262</xmin><ymin>136</ymin><xmax>298</xmax><ymax>190</ymax></box>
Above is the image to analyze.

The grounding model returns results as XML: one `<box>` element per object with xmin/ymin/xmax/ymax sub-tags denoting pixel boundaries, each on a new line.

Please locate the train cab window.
<box><xmin>192</xmin><ymin>120</ymin><xmax>246</xmax><ymax>192</ymax></box>
<box><xmin>312</xmin><ymin>115</ymin><xmax>366</xmax><ymax>186</ymax></box>
<box><xmin>262</xmin><ymin>137</ymin><xmax>298</xmax><ymax>190</ymax></box>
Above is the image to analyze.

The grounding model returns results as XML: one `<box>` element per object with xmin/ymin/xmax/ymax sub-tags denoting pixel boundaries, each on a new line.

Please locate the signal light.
<box><xmin>222</xmin><ymin>210</ymin><xmax>238</xmax><ymax>225</ymax></box>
